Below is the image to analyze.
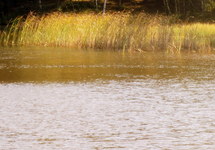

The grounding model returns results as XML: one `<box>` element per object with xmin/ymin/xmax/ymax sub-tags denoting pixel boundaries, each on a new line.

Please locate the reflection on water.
<box><xmin>1</xmin><ymin>81</ymin><xmax>215</xmax><ymax>150</ymax></box>
<box><xmin>0</xmin><ymin>47</ymin><xmax>215</xmax><ymax>149</ymax></box>
<box><xmin>0</xmin><ymin>47</ymin><xmax>215</xmax><ymax>82</ymax></box>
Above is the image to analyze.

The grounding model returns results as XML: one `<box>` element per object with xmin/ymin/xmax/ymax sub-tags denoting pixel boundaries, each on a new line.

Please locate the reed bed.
<box><xmin>0</xmin><ymin>12</ymin><xmax>215</xmax><ymax>52</ymax></box>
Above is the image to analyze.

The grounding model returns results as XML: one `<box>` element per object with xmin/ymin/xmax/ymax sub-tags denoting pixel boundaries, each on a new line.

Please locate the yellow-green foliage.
<box><xmin>1</xmin><ymin>12</ymin><xmax>215</xmax><ymax>52</ymax></box>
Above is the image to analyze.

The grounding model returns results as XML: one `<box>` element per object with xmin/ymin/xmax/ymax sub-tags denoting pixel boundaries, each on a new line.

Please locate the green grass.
<box><xmin>0</xmin><ymin>12</ymin><xmax>215</xmax><ymax>53</ymax></box>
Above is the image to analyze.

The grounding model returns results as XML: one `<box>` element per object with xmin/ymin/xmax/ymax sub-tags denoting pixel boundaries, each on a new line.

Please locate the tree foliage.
<box><xmin>161</xmin><ymin>0</ymin><xmax>215</xmax><ymax>14</ymax></box>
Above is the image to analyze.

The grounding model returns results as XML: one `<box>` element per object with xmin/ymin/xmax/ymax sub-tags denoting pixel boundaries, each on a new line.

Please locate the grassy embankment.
<box><xmin>0</xmin><ymin>12</ymin><xmax>215</xmax><ymax>53</ymax></box>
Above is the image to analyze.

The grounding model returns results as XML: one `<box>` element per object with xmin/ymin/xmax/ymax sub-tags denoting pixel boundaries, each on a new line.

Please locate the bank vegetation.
<box><xmin>0</xmin><ymin>12</ymin><xmax>215</xmax><ymax>52</ymax></box>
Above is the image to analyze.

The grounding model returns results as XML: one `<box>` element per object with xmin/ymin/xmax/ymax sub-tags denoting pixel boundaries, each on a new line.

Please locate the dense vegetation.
<box><xmin>1</xmin><ymin>0</ymin><xmax>215</xmax><ymax>23</ymax></box>
<box><xmin>1</xmin><ymin>12</ymin><xmax>214</xmax><ymax>52</ymax></box>
<box><xmin>0</xmin><ymin>0</ymin><xmax>215</xmax><ymax>52</ymax></box>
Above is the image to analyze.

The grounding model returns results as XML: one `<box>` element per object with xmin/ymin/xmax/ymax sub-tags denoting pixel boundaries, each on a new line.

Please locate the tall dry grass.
<box><xmin>0</xmin><ymin>12</ymin><xmax>215</xmax><ymax>52</ymax></box>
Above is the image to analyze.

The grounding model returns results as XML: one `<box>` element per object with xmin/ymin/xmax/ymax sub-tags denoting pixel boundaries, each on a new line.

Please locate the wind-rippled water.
<box><xmin>0</xmin><ymin>47</ymin><xmax>215</xmax><ymax>150</ymax></box>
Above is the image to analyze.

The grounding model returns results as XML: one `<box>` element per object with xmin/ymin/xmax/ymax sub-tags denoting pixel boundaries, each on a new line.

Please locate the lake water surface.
<box><xmin>0</xmin><ymin>47</ymin><xmax>215</xmax><ymax>150</ymax></box>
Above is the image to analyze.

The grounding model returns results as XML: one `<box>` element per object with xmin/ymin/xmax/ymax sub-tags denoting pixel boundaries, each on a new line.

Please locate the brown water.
<box><xmin>0</xmin><ymin>47</ymin><xmax>215</xmax><ymax>150</ymax></box>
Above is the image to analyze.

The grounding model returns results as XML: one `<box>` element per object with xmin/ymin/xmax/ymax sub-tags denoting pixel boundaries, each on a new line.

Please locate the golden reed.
<box><xmin>1</xmin><ymin>12</ymin><xmax>215</xmax><ymax>52</ymax></box>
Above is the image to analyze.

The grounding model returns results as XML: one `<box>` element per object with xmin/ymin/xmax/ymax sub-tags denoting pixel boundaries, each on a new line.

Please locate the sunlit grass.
<box><xmin>1</xmin><ymin>12</ymin><xmax>215</xmax><ymax>52</ymax></box>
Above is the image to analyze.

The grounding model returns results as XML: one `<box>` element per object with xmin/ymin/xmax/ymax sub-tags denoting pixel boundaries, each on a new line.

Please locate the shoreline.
<box><xmin>0</xmin><ymin>12</ymin><xmax>214</xmax><ymax>52</ymax></box>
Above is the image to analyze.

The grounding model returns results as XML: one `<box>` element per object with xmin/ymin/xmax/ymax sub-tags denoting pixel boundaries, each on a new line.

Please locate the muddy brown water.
<box><xmin>0</xmin><ymin>47</ymin><xmax>215</xmax><ymax>149</ymax></box>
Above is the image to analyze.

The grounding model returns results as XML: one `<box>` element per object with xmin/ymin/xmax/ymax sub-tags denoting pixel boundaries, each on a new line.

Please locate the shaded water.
<box><xmin>0</xmin><ymin>47</ymin><xmax>215</xmax><ymax>149</ymax></box>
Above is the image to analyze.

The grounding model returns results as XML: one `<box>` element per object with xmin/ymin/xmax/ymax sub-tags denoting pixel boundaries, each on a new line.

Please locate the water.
<box><xmin>0</xmin><ymin>47</ymin><xmax>215</xmax><ymax>150</ymax></box>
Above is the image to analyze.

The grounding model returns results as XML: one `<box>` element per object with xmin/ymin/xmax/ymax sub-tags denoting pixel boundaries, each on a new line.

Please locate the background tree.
<box><xmin>161</xmin><ymin>0</ymin><xmax>215</xmax><ymax>15</ymax></box>
<box><xmin>103</xmin><ymin>0</ymin><xmax>108</xmax><ymax>14</ymax></box>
